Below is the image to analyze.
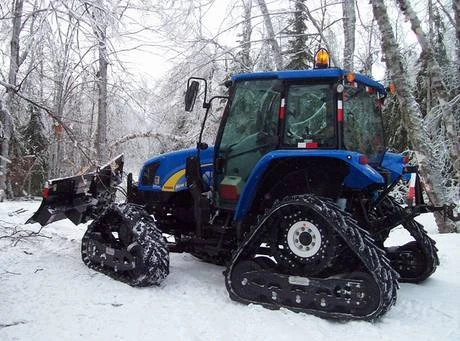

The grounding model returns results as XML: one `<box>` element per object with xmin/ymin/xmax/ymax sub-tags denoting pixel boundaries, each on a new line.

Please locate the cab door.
<box><xmin>214</xmin><ymin>79</ymin><xmax>282</xmax><ymax>209</ymax></box>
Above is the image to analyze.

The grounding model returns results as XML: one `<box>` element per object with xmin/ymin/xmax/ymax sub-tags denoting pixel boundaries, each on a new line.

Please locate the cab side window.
<box><xmin>284</xmin><ymin>84</ymin><xmax>335</xmax><ymax>147</ymax></box>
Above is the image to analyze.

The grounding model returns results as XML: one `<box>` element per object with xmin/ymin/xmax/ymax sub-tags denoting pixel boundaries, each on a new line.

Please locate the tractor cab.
<box><xmin>203</xmin><ymin>50</ymin><xmax>387</xmax><ymax>210</ymax></box>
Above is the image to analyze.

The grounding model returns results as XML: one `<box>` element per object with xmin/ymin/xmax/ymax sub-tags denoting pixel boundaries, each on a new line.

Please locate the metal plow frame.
<box><xmin>27</xmin><ymin>155</ymin><xmax>124</xmax><ymax>226</ymax></box>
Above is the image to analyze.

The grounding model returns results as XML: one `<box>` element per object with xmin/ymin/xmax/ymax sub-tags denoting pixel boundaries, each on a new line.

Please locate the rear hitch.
<box><xmin>444</xmin><ymin>204</ymin><xmax>460</xmax><ymax>222</ymax></box>
<box><xmin>403</xmin><ymin>167</ymin><xmax>459</xmax><ymax>222</ymax></box>
<box><xmin>404</xmin><ymin>204</ymin><xmax>460</xmax><ymax>222</ymax></box>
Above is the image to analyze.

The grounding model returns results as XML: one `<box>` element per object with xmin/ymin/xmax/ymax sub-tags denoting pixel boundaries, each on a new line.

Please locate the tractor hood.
<box><xmin>137</xmin><ymin>147</ymin><xmax>214</xmax><ymax>192</ymax></box>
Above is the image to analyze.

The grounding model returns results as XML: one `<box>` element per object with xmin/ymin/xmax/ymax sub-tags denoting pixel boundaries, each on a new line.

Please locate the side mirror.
<box><xmin>185</xmin><ymin>81</ymin><xmax>200</xmax><ymax>112</ymax></box>
<box><xmin>224</xmin><ymin>80</ymin><xmax>233</xmax><ymax>88</ymax></box>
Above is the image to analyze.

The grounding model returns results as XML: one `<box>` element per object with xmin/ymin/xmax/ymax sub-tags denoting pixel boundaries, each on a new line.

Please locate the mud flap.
<box><xmin>26</xmin><ymin>155</ymin><xmax>124</xmax><ymax>226</ymax></box>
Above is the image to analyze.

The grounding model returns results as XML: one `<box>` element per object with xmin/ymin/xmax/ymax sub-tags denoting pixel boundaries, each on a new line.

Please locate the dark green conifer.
<box><xmin>284</xmin><ymin>0</ymin><xmax>313</xmax><ymax>70</ymax></box>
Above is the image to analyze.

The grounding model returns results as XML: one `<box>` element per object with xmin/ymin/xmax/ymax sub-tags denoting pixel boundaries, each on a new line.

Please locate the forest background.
<box><xmin>0</xmin><ymin>0</ymin><xmax>458</xmax><ymax>232</ymax></box>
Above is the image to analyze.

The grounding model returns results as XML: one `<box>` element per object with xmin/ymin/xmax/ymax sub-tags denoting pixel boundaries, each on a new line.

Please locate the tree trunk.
<box><xmin>0</xmin><ymin>101</ymin><xmax>13</xmax><ymax>200</ymax></box>
<box><xmin>93</xmin><ymin>10</ymin><xmax>109</xmax><ymax>164</ymax></box>
<box><xmin>51</xmin><ymin>70</ymin><xmax>65</xmax><ymax>178</ymax></box>
<box><xmin>240</xmin><ymin>0</ymin><xmax>253</xmax><ymax>72</ymax></box>
<box><xmin>396</xmin><ymin>0</ymin><xmax>460</xmax><ymax>180</ymax></box>
<box><xmin>7</xmin><ymin>0</ymin><xmax>24</xmax><ymax>112</ymax></box>
<box><xmin>2</xmin><ymin>0</ymin><xmax>24</xmax><ymax>198</ymax></box>
<box><xmin>362</xmin><ymin>19</ymin><xmax>375</xmax><ymax>75</ymax></box>
<box><xmin>454</xmin><ymin>0</ymin><xmax>460</xmax><ymax>69</ymax></box>
<box><xmin>257</xmin><ymin>0</ymin><xmax>283</xmax><ymax>70</ymax></box>
<box><xmin>342</xmin><ymin>0</ymin><xmax>356</xmax><ymax>71</ymax></box>
<box><xmin>371</xmin><ymin>0</ymin><xmax>456</xmax><ymax>232</ymax></box>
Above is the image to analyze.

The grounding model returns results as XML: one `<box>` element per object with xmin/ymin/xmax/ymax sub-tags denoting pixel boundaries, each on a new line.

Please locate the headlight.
<box><xmin>140</xmin><ymin>162</ymin><xmax>160</xmax><ymax>186</ymax></box>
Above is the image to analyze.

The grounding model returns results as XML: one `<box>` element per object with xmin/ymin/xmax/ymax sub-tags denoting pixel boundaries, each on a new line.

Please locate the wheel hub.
<box><xmin>287</xmin><ymin>221</ymin><xmax>322</xmax><ymax>258</ymax></box>
<box><xmin>273</xmin><ymin>207</ymin><xmax>337</xmax><ymax>275</ymax></box>
<box><xmin>299</xmin><ymin>231</ymin><xmax>312</xmax><ymax>246</ymax></box>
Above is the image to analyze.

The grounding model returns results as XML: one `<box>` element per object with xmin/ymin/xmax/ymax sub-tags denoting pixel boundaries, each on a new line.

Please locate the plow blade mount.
<box><xmin>27</xmin><ymin>155</ymin><xmax>124</xmax><ymax>226</ymax></box>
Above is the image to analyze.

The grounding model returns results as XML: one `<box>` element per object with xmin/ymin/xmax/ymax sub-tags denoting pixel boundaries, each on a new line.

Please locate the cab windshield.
<box><xmin>343</xmin><ymin>84</ymin><xmax>385</xmax><ymax>164</ymax></box>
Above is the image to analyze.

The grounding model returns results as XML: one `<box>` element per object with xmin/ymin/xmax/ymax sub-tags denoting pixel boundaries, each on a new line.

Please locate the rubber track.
<box><xmin>382</xmin><ymin>198</ymin><xmax>439</xmax><ymax>283</ymax></box>
<box><xmin>225</xmin><ymin>194</ymin><xmax>399</xmax><ymax>320</ymax></box>
<box><xmin>82</xmin><ymin>223</ymin><xmax>139</xmax><ymax>286</ymax></box>
<box><xmin>81</xmin><ymin>203</ymin><xmax>169</xmax><ymax>286</ymax></box>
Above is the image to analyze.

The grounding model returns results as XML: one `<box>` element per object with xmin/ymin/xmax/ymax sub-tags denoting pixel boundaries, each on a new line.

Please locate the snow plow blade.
<box><xmin>26</xmin><ymin>155</ymin><xmax>124</xmax><ymax>226</ymax></box>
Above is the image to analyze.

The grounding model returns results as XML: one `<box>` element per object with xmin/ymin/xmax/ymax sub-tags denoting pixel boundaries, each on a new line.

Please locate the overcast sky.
<box><xmin>114</xmin><ymin>0</ymin><xmax>427</xmax><ymax>84</ymax></box>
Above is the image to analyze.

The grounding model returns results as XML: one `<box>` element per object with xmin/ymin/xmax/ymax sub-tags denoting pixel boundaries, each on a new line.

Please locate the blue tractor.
<box><xmin>28</xmin><ymin>49</ymin><xmax>456</xmax><ymax>320</ymax></box>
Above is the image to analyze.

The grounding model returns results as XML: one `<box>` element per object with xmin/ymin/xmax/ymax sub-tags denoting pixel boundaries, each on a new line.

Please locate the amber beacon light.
<box><xmin>314</xmin><ymin>48</ymin><xmax>330</xmax><ymax>68</ymax></box>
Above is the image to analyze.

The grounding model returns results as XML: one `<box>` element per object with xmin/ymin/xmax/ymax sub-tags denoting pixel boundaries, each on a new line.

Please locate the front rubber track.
<box><xmin>81</xmin><ymin>203</ymin><xmax>169</xmax><ymax>286</ymax></box>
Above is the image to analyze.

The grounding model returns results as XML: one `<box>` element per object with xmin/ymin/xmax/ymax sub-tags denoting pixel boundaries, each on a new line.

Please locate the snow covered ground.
<box><xmin>1</xmin><ymin>200</ymin><xmax>459</xmax><ymax>341</ymax></box>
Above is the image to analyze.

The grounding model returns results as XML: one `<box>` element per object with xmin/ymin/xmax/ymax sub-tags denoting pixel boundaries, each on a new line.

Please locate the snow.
<box><xmin>1</xmin><ymin>200</ymin><xmax>459</xmax><ymax>341</ymax></box>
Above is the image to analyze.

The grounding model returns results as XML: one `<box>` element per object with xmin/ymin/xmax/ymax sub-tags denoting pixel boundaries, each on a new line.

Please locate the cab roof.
<box><xmin>231</xmin><ymin>68</ymin><xmax>385</xmax><ymax>93</ymax></box>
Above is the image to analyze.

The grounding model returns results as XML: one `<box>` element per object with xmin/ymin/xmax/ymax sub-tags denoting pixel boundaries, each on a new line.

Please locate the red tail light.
<box><xmin>42</xmin><ymin>183</ymin><xmax>49</xmax><ymax>199</ymax></box>
<box><xmin>359</xmin><ymin>155</ymin><xmax>369</xmax><ymax>165</ymax></box>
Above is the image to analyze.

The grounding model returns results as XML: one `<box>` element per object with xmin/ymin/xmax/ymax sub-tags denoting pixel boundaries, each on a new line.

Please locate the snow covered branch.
<box><xmin>0</xmin><ymin>220</ymin><xmax>50</xmax><ymax>246</ymax></box>
<box><xmin>110</xmin><ymin>132</ymin><xmax>183</xmax><ymax>150</ymax></box>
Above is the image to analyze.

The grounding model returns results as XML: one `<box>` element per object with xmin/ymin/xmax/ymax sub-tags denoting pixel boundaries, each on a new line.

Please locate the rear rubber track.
<box><xmin>225</xmin><ymin>194</ymin><xmax>399</xmax><ymax>320</ymax></box>
<box><xmin>379</xmin><ymin>197</ymin><xmax>439</xmax><ymax>283</ymax></box>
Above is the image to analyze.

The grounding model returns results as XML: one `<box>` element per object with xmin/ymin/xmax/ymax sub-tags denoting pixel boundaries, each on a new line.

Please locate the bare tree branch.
<box><xmin>302</xmin><ymin>3</ymin><xmax>338</xmax><ymax>66</ymax></box>
<box><xmin>110</xmin><ymin>131</ymin><xmax>183</xmax><ymax>150</ymax></box>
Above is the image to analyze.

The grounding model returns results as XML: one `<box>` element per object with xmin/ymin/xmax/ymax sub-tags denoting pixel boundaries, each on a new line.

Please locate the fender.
<box><xmin>233</xmin><ymin>149</ymin><xmax>384</xmax><ymax>221</ymax></box>
<box><xmin>381</xmin><ymin>151</ymin><xmax>406</xmax><ymax>182</ymax></box>
<box><xmin>137</xmin><ymin>147</ymin><xmax>214</xmax><ymax>192</ymax></box>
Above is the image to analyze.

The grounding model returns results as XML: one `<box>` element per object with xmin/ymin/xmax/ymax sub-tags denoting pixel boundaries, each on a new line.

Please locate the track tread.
<box><xmin>225</xmin><ymin>194</ymin><xmax>398</xmax><ymax>320</ymax></box>
<box><xmin>81</xmin><ymin>203</ymin><xmax>169</xmax><ymax>286</ymax></box>
<box><xmin>380</xmin><ymin>197</ymin><xmax>439</xmax><ymax>283</ymax></box>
